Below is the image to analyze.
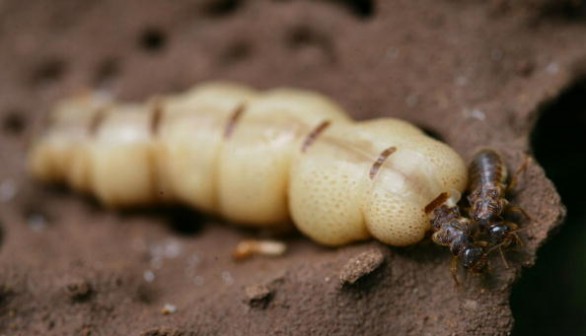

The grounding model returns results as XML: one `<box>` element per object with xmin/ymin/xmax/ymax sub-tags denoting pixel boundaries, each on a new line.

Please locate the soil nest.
<box><xmin>1</xmin><ymin>0</ymin><xmax>584</xmax><ymax>335</ymax></box>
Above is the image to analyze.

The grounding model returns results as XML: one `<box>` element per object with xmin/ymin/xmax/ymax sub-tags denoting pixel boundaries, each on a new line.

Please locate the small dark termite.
<box><xmin>426</xmin><ymin>193</ymin><xmax>488</xmax><ymax>283</ymax></box>
<box><xmin>467</xmin><ymin>148</ymin><xmax>528</xmax><ymax>266</ymax></box>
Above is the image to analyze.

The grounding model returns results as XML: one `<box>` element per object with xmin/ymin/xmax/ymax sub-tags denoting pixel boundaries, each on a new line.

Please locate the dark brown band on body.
<box><xmin>88</xmin><ymin>107</ymin><xmax>109</xmax><ymax>136</ymax></box>
<box><xmin>150</xmin><ymin>100</ymin><xmax>164</xmax><ymax>136</ymax></box>
<box><xmin>224</xmin><ymin>104</ymin><xmax>246</xmax><ymax>139</ymax></box>
<box><xmin>424</xmin><ymin>192</ymin><xmax>449</xmax><ymax>214</ymax></box>
<box><xmin>301</xmin><ymin>120</ymin><xmax>331</xmax><ymax>153</ymax></box>
<box><xmin>469</xmin><ymin>148</ymin><xmax>506</xmax><ymax>188</ymax></box>
<box><xmin>369</xmin><ymin>146</ymin><xmax>397</xmax><ymax>179</ymax></box>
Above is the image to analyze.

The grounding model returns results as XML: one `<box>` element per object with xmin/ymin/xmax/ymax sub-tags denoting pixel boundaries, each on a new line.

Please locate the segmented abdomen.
<box><xmin>468</xmin><ymin>149</ymin><xmax>507</xmax><ymax>191</ymax></box>
<box><xmin>28</xmin><ymin>82</ymin><xmax>468</xmax><ymax>247</ymax></box>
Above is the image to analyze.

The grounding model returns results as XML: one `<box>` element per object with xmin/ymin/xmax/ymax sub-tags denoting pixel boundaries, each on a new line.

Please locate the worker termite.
<box><xmin>425</xmin><ymin>192</ymin><xmax>488</xmax><ymax>283</ymax></box>
<box><xmin>27</xmin><ymin>82</ymin><xmax>468</xmax><ymax>249</ymax></box>
<box><xmin>232</xmin><ymin>239</ymin><xmax>287</xmax><ymax>261</ymax></box>
<box><xmin>467</xmin><ymin>148</ymin><xmax>528</xmax><ymax>267</ymax></box>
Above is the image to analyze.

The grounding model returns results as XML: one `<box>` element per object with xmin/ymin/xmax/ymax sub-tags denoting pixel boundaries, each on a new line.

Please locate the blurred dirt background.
<box><xmin>0</xmin><ymin>0</ymin><xmax>585</xmax><ymax>335</ymax></box>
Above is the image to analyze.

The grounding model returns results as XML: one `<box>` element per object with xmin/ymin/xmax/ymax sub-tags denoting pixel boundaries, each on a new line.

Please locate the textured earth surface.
<box><xmin>0</xmin><ymin>0</ymin><xmax>584</xmax><ymax>335</ymax></box>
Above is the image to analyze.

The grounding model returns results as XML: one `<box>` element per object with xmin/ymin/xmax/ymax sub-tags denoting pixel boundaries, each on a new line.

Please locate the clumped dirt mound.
<box><xmin>0</xmin><ymin>0</ymin><xmax>582</xmax><ymax>335</ymax></box>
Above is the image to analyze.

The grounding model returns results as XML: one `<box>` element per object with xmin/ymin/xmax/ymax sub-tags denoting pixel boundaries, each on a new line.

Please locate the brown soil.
<box><xmin>0</xmin><ymin>0</ymin><xmax>582</xmax><ymax>335</ymax></box>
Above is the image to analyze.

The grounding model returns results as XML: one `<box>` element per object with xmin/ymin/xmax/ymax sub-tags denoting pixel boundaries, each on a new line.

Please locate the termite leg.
<box><xmin>505</xmin><ymin>205</ymin><xmax>531</xmax><ymax>222</ymax></box>
<box><xmin>507</xmin><ymin>226</ymin><xmax>525</xmax><ymax>248</ymax></box>
<box><xmin>487</xmin><ymin>240</ymin><xmax>513</xmax><ymax>269</ymax></box>
<box><xmin>497</xmin><ymin>246</ymin><xmax>510</xmax><ymax>269</ymax></box>
<box><xmin>450</xmin><ymin>256</ymin><xmax>461</xmax><ymax>286</ymax></box>
<box><xmin>488</xmin><ymin>225</ymin><xmax>525</xmax><ymax>269</ymax></box>
<box><xmin>507</xmin><ymin>154</ymin><xmax>531</xmax><ymax>193</ymax></box>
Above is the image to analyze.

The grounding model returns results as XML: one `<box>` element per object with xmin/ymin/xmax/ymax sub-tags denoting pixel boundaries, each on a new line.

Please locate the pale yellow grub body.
<box><xmin>28</xmin><ymin>82</ymin><xmax>467</xmax><ymax>247</ymax></box>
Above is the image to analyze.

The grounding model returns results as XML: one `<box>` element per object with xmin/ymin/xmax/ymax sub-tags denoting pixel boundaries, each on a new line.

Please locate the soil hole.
<box><xmin>274</xmin><ymin>0</ymin><xmax>374</xmax><ymax>19</ymax></box>
<box><xmin>2</xmin><ymin>110</ymin><xmax>27</xmax><ymax>136</ymax></box>
<box><xmin>286</xmin><ymin>26</ymin><xmax>336</xmax><ymax>64</ymax></box>
<box><xmin>538</xmin><ymin>0</ymin><xmax>586</xmax><ymax>21</ymax></box>
<box><xmin>138</xmin><ymin>28</ymin><xmax>167</xmax><ymax>53</ymax></box>
<box><xmin>511</xmin><ymin>79</ymin><xmax>586</xmax><ymax>336</ymax></box>
<box><xmin>201</xmin><ymin>0</ymin><xmax>243</xmax><ymax>17</ymax></box>
<box><xmin>0</xmin><ymin>282</ymin><xmax>12</xmax><ymax>307</ymax></box>
<box><xmin>166</xmin><ymin>207</ymin><xmax>204</xmax><ymax>237</ymax></box>
<box><xmin>30</xmin><ymin>58</ymin><xmax>67</xmax><ymax>87</ymax></box>
<box><xmin>287</xmin><ymin>26</ymin><xmax>324</xmax><ymax>49</ymax></box>
<box><xmin>325</xmin><ymin>0</ymin><xmax>374</xmax><ymax>18</ymax></box>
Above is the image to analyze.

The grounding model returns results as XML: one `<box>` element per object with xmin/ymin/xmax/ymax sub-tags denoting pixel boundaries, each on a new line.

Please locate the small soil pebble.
<box><xmin>140</xmin><ymin>328</ymin><xmax>187</xmax><ymax>336</ymax></box>
<box><xmin>339</xmin><ymin>248</ymin><xmax>386</xmax><ymax>287</ymax></box>
<box><xmin>244</xmin><ymin>283</ymin><xmax>274</xmax><ymax>309</ymax></box>
<box><xmin>65</xmin><ymin>279</ymin><xmax>93</xmax><ymax>301</ymax></box>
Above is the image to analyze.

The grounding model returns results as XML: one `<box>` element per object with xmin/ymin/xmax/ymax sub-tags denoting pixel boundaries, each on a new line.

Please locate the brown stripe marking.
<box><xmin>301</xmin><ymin>120</ymin><xmax>330</xmax><ymax>153</ymax></box>
<box><xmin>424</xmin><ymin>192</ymin><xmax>449</xmax><ymax>214</ymax></box>
<box><xmin>88</xmin><ymin>107</ymin><xmax>109</xmax><ymax>136</ymax></box>
<box><xmin>224</xmin><ymin>103</ymin><xmax>246</xmax><ymax>139</ymax></box>
<box><xmin>369</xmin><ymin>146</ymin><xmax>397</xmax><ymax>179</ymax></box>
<box><xmin>150</xmin><ymin>99</ymin><xmax>164</xmax><ymax>136</ymax></box>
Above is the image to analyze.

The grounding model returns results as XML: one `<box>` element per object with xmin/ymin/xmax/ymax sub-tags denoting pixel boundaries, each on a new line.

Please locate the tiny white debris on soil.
<box><xmin>27</xmin><ymin>213</ymin><xmax>47</xmax><ymax>232</ymax></box>
<box><xmin>149</xmin><ymin>239</ymin><xmax>182</xmax><ymax>259</ymax></box>
<box><xmin>162</xmin><ymin>240</ymin><xmax>182</xmax><ymax>258</ymax></box>
<box><xmin>463</xmin><ymin>108</ymin><xmax>486</xmax><ymax>121</ymax></box>
<box><xmin>148</xmin><ymin>239</ymin><xmax>183</xmax><ymax>270</ymax></box>
<box><xmin>161</xmin><ymin>303</ymin><xmax>177</xmax><ymax>315</ymax></box>
<box><xmin>0</xmin><ymin>179</ymin><xmax>16</xmax><ymax>202</ymax></box>
<box><xmin>463</xmin><ymin>299</ymin><xmax>479</xmax><ymax>311</ymax></box>
<box><xmin>546</xmin><ymin>62</ymin><xmax>560</xmax><ymax>75</ymax></box>
<box><xmin>185</xmin><ymin>253</ymin><xmax>201</xmax><ymax>277</ymax></box>
<box><xmin>406</xmin><ymin>94</ymin><xmax>419</xmax><ymax>108</ymax></box>
<box><xmin>455</xmin><ymin>75</ymin><xmax>468</xmax><ymax>87</ymax></box>
<box><xmin>193</xmin><ymin>275</ymin><xmax>204</xmax><ymax>286</ymax></box>
<box><xmin>143</xmin><ymin>270</ymin><xmax>155</xmax><ymax>282</ymax></box>
<box><xmin>221</xmin><ymin>271</ymin><xmax>234</xmax><ymax>286</ymax></box>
